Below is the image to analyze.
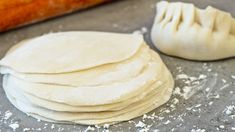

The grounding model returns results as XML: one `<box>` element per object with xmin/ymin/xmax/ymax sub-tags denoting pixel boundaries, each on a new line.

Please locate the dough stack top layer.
<box><xmin>0</xmin><ymin>32</ymin><xmax>143</xmax><ymax>73</ymax></box>
<box><xmin>0</xmin><ymin>31</ymin><xmax>174</xmax><ymax>125</ymax></box>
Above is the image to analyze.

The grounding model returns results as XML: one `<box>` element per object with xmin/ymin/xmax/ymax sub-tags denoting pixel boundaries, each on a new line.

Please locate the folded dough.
<box><xmin>0</xmin><ymin>31</ymin><xmax>174</xmax><ymax>125</ymax></box>
<box><xmin>151</xmin><ymin>1</ymin><xmax>235</xmax><ymax>60</ymax></box>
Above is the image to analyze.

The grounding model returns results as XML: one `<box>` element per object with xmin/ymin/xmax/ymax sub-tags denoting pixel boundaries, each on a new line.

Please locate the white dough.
<box><xmin>4</xmin><ymin>77</ymin><xmax>165</xmax><ymax>112</ymax></box>
<box><xmin>4</xmin><ymin>57</ymin><xmax>161</xmax><ymax>106</ymax></box>
<box><xmin>0</xmin><ymin>45</ymin><xmax>151</xmax><ymax>87</ymax></box>
<box><xmin>151</xmin><ymin>1</ymin><xmax>235</xmax><ymax>60</ymax></box>
<box><xmin>5</xmin><ymin>70</ymin><xmax>174</xmax><ymax>125</ymax></box>
<box><xmin>0</xmin><ymin>32</ymin><xmax>143</xmax><ymax>73</ymax></box>
<box><xmin>0</xmin><ymin>31</ymin><xmax>175</xmax><ymax>125</ymax></box>
<box><xmin>4</xmin><ymin>75</ymin><xmax>171</xmax><ymax>120</ymax></box>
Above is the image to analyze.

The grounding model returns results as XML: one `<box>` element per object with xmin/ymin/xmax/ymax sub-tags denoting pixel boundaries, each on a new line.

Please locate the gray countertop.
<box><xmin>1</xmin><ymin>0</ymin><xmax>235</xmax><ymax>131</ymax></box>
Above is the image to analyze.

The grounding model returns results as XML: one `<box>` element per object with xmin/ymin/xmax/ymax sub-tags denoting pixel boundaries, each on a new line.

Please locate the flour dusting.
<box><xmin>4</xmin><ymin>110</ymin><xmax>12</xmax><ymax>120</ymax></box>
<box><xmin>174</xmin><ymin>73</ymin><xmax>208</xmax><ymax>99</ymax></box>
<box><xmin>9</xmin><ymin>123</ymin><xmax>19</xmax><ymax>131</ymax></box>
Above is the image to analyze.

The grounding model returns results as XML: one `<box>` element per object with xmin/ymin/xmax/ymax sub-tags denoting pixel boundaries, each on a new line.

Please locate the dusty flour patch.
<box><xmin>85</xmin><ymin>126</ymin><xmax>95</xmax><ymax>131</ymax></box>
<box><xmin>133</xmin><ymin>27</ymin><xmax>148</xmax><ymax>35</ymax></box>
<box><xmin>0</xmin><ymin>110</ymin><xmax>20</xmax><ymax>131</ymax></box>
<box><xmin>191</xmin><ymin>128</ymin><xmax>206</xmax><ymax>132</ymax></box>
<box><xmin>223</xmin><ymin>104</ymin><xmax>235</xmax><ymax>119</ymax></box>
<box><xmin>9</xmin><ymin>122</ymin><xmax>19</xmax><ymax>131</ymax></box>
<box><xmin>132</xmin><ymin>120</ymin><xmax>153</xmax><ymax>132</ymax></box>
<box><xmin>231</xmin><ymin>75</ymin><xmax>235</xmax><ymax>79</ymax></box>
<box><xmin>3</xmin><ymin>110</ymin><xmax>12</xmax><ymax>120</ymax></box>
<box><xmin>174</xmin><ymin>73</ymin><xmax>208</xmax><ymax>100</ymax></box>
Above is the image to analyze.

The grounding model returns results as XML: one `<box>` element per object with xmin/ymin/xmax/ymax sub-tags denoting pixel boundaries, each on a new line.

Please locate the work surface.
<box><xmin>1</xmin><ymin>0</ymin><xmax>235</xmax><ymax>131</ymax></box>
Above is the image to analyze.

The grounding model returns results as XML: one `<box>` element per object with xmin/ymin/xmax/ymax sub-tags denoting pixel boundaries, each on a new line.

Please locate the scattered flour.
<box><xmin>231</xmin><ymin>75</ymin><xmax>235</xmax><ymax>79</ymax></box>
<box><xmin>211</xmin><ymin>94</ymin><xmax>220</xmax><ymax>99</ymax></box>
<box><xmin>9</xmin><ymin>123</ymin><xmax>19</xmax><ymax>131</ymax></box>
<box><xmin>58</xmin><ymin>127</ymin><xmax>64</xmax><ymax>131</ymax></box>
<box><xmin>51</xmin><ymin>124</ymin><xmax>55</xmax><ymax>129</ymax></box>
<box><xmin>208</xmin><ymin>101</ymin><xmax>214</xmax><ymax>106</ymax></box>
<box><xmin>4</xmin><ymin>111</ymin><xmax>12</xmax><ymax>120</ymax></box>
<box><xmin>37</xmin><ymin>119</ymin><xmax>41</xmax><ymax>122</ymax></box>
<box><xmin>191</xmin><ymin>128</ymin><xmax>206</xmax><ymax>132</ymax></box>
<box><xmin>139</xmin><ymin>126</ymin><xmax>151</xmax><ymax>132</ymax></box>
<box><xmin>103</xmin><ymin>124</ymin><xmax>110</xmax><ymax>129</ymax></box>
<box><xmin>23</xmin><ymin>128</ymin><xmax>30</xmax><ymax>131</ymax></box>
<box><xmin>221</xmin><ymin>79</ymin><xmax>227</xmax><ymax>83</ymax></box>
<box><xmin>176</xmin><ymin>74</ymin><xmax>188</xmax><ymax>79</ymax></box>
<box><xmin>163</xmin><ymin>120</ymin><xmax>171</xmax><ymax>125</ymax></box>
<box><xmin>85</xmin><ymin>126</ymin><xmax>95</xmax><ymax>131</ymax></box>
<box><xmin>133</xmin><ymin>27</ymin><xmax>148</xmax><ymax>35</ymax></box>
<box><xmin>173</xmin><ymin>87</ymin><xmax>181</xmax><ymax>95</ymax></box>
<box><xmin>141</xmin><ymin>27</ymin><xmax>148</xmax><ymax>34</ymax></box>
<box><xmin>174</xmin><ymin>74</ymin><xmax>208</xmax><ymax>99</ymax></box>
<box><xmin>171</xmin><ymin>98</ymin><xmax>179</xmax><ymax>104</ymax></box>
<box><xmin>135</xmin><ymin>121</ymin><xmax>146</xmax><ymax>128</ymax></box>
<box><xmin>198</xmin><ymin>74</ymin><xmax>207</xmax><ymax>80</ymax></box>
<box><xmin>219</xmin><ymin>125</ymin><xmax>225</xmax><ymax>129</ymax></box>
<box><xmin>153</xmin><ymin>130</ymin><xmax>159</xmax><ymax>132</ymax></box>
<box><xmin>95</xmin><ymin>125</ymin><xmax>101</xmax><ymax>129</ymax></box>
<box><xmin>182</xmin><ymin>86</ymin><xmax>194</xmax><ymax>99</ymax></box>
<box><xmin>194</xmin><ymin>104</ymin><xmax>202</xmax><ymax>108</ymax></box>
<box><xmin>223</xmin><ymin>105</ymin><xmax>235</xmax><ymax>116</ymax></box>
<box><xmin>220</xmin><ymin>84</ymin><xmax>230</xmax><ymax>90</ymax></box>
<box><xmin>205</xmin><ymin>87</ymin><xmax>210</xmax><ymax>92</ymax></box>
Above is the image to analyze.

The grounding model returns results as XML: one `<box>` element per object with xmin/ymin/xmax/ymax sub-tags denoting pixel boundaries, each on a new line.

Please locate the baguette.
<box><xmin>0</xmin><ymin>0</ymin><xmax>110</xmax><ymax>32</ymax></box>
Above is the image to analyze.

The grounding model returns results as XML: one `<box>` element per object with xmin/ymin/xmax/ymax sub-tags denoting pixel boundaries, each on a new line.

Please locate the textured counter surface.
<box><xmin>0</xmin><ymin>0</ymin><xmax>235</xmax><ymax>131</ymax></box>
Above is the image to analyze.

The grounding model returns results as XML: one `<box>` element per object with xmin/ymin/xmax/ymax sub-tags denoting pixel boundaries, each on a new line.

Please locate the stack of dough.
<box><xmin>0</xmin><ymin>31</ymin><xmax>174</xmax><ymax>125</ymax></box>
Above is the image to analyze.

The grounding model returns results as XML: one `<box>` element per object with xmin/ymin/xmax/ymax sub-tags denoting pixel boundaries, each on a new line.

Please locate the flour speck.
<box><xmin>4</xmin><ymin>110</ymin><xmax>12</xmax><ymax>120</ymax></box>
<box><xmin>9</xmin><ymin>123</ymin><xmax>19</xmax><ymax>131</ymax></box>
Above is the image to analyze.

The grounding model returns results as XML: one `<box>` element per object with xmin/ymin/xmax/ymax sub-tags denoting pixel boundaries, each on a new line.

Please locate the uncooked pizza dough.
<box><xmin>151</xmin><ymin>1</ymin><xmax>235</xmax><ymax>60</ymax></box>
<box><xmin>0</xmin><ymin>31</ymin><xmax>174</xmax><ymax>125</ymax></box>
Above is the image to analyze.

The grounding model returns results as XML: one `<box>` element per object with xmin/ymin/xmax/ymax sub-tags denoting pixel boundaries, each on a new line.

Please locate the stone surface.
<box><xmin>0</xmin><ymin>0</ymin><xmax>235</xmax><ymax>131</ymax></box>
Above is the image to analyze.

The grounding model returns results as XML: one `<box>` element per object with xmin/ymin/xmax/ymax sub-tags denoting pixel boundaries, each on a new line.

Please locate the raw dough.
<box><xmin>5</xmin><ymin>69</ymin><xmax>173</xmax><ymax>125</ymax></box>
<box><xmin>0</xmin><ymin>31</ymin><xmax>174</xmax><ymax>125</ymax></box>
<box><xmin>151</xmin><ymin>1</ymin><xmax>235</xmax><ymax>60</ymax></box>
<box><xmin>0</xmin><ymin>31</ymin><xmax>143</xmax><ymax>73</ymax></box>
<box><xmin>0</xmin><ymin>45</ymin><xmax>151</xmax><ymax>87</ymax></box>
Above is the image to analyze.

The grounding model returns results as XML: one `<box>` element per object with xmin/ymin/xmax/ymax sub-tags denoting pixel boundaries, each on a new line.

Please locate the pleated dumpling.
<box><xmin>151</xmin><ymin>1</ymin><xmax>235</xmax><ymax>60</ymax></box>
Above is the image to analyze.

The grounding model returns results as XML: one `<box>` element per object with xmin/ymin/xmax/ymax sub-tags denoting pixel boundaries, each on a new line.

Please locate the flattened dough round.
<box><xmin>0</xmin><ymin>32</ymin><xmax>143</xmax><ymax>73</ymax></box>
<box><xmin>0</xmin><ymin>45</ymin><xmax>151</xmax><ymax>87</ymax></box>
<box><xmin>4</xmin><ymin>56</ymin><xmax>161</xmax><ymax>106</ymax></box>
